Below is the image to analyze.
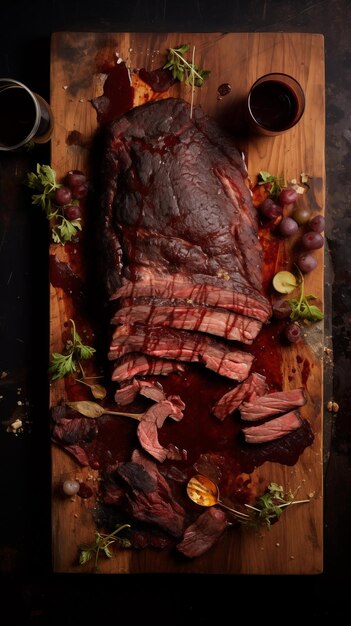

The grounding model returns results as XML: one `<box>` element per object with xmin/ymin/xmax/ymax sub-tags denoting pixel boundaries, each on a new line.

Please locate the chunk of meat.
<box><xmin>177</xmin><ymin>507</ymin><xmax>228</xmax><ymax>558</ymax></box>
<box><xmin>117</xmin><ymin>456</ymin><xmax>186</xmax><ymax>537</ymax></box>
<box><xmin>100</xmin><ymin>98</ymin><xmax>271</xmax><ymax>327</ymax></box>
<box><xmin>242</xmin><ymin>410</ymin><xmax>303</xmax><ymax>443</ymax></box>
<box><xmin>212</xmin><ymin>372</ymin><xmax>268</xmax><ymax>420</ymax></box>
<box><xmin>109</xmin><ymin>324</ymin><xmax>254</xmax><ymax>382</ymax></box>
<box><xmin>240</xmin><ymin>388</ymin><xmax>307</xmax><ymax>421</ymax></box>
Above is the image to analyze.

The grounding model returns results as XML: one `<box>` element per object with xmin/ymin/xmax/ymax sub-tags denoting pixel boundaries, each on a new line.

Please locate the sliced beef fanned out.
<box><xmin>213</xmin><ymin>372</ymin><xmax>268</xmax><ymax>420</ymax></box>
<box><xmin>177</xmin><ymin>508</ymin><xmax>228</xmax><ymax>558</ymax></box>
<box><xmin>111</xmin><ymin>271</ymin><xmax>271</xmax><ymax>323</ymax></box>
<box><xmin>240</xmin><ymin>388</ymin><xmax>307</xmax><ymax>421</ymax></box>
<box><xmin>116</xmin><ymin>452</ymin><xmax>186</xmax><ymax>538</ymax></box>
<box><xmin>114</xmin><ymin>379</ymin><xmax>166</xmax><ymax>405</ymax></box>
<box><xmin>112</xmin><ymin>299</ymin><xmax>263</xmax><ymax>344</ymax></box>
<box><xmin>108</xmin><ymin>324</ymin><xmax>254</xmax><ymax>382</ymax></box>
<box><xmin>242</xmin><ymin>410</ymin><xmax>303</xmax><ymax>443</ymax></box>
<box><xmin>101</xmin><ymin>97</ymin><xmax>271</xmax><ymax>323</ymax></box>
<box><xmin>111</xmin><ymin>353</ymin><xmax>185</xmax><ymax>383</ymax></box>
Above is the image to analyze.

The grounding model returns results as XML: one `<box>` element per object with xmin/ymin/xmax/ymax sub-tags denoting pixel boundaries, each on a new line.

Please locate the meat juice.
<box><xmin>249</xmin><ymin>80</ymin><xmax>299</xmax><ymax>131</ymax></box>
<box><xmin>0</xmin><ymin>87</ymin><xmax>37</xmax><ymax>147</ymax></box>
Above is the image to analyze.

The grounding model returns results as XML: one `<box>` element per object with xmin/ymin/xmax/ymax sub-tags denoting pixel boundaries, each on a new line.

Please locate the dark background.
<box><xmin>0</xmin><ymin>0</ymin><xmax>350</xmax><ymax>623</ymax></box>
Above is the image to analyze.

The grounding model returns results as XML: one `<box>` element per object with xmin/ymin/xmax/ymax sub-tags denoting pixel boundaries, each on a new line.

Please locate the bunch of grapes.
<box><xmin>258</xmin><ymin>183</ymin><xmax>325</xmax><ymax>274</ymax></box>
<box><xmin>54</xmin><ymin>169</ymin><xmax>88</xmax><ymax>219</ymax></box>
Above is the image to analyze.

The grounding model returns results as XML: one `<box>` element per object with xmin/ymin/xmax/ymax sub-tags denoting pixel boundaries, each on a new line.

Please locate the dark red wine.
<box><xmin>0</xmin><ymin>87</ymin><xmax>37</xmax><ymax>147</ymax></box>
<box><xmin>249</xmin><ymin>80</ymin><xmax>299</xmax><ymax>131</ymax></box>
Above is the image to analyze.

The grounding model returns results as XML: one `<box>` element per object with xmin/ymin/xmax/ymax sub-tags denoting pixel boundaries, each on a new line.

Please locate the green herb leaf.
<box><xmin>288</xmin><ymin>268</ymin><xmax>324</xmax><ymax>323</ymax></box>
<box><xmin>244</xmin><ymin>482</ymin><xmax>307</xmax><ymax>530</ymax></box>
<box><xmin>25</xmin><ymin>163</ymin><xmax>83</xmax><ymax>245</ymax></box>
<box><xmin>78</xmin><ymin>524</ymin><xmax>131</xmax><ymax>572</ymax></box>
<box><xmin>164</xmin><ymin>44</ymin><xmax>210</xmax><ymax>89</ymax></box>
<box><xmin>258</xmin><ymin>170</ymin><xmax>285</xmax><ymax>199</ymax></box>
<box><xmin>49</xmin><ymin>319</ymin><xmax>96</xmax><ymax>381</ymax></box>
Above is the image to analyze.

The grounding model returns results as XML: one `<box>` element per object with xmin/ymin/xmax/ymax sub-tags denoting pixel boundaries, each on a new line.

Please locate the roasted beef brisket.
<box><xmin>239</xmin><ymin>388</ymin><xmax>307</xmax><ymax>421</ymax></box>
<box><xmin>242</xmin><ymin>410</ymin><xmax>303</xmax><ymax>443</ymax></box>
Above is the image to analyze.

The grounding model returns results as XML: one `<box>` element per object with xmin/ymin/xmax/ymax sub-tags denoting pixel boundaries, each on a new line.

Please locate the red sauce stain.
<box><xmin>67</xmin><ymin>130</ymin><xmax>84</xmax><ymax>146</ymax></box>
<box><xmin>301</xmin><ymin>358</ymin><xmax>311</xmax><ymax>386</ymax></box>
<box><xmin>91</xmin><ymin>63</ymin><xmax>134</xmax><ymax>125</ymax></box>
<box><xmin>78</xmin><ymin>483</ymin><xmax>93</xmax><ymax>499</ymax></box>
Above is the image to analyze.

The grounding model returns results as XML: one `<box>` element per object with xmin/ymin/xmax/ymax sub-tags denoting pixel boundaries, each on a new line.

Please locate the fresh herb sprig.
<box><xmin>289</xmin><ymin>268</ymin><xmax>324</xmax><ymax>323</ymax></box>
<box><xmin>244</xmin><ymin>482</ymin><xmax>309</xmax><ymax>529</ymax></box>
<box><xmin>49</xmin><ymin>319</ymin><xmax>96</xmax><ymax>380</ymax></box>
<box><xmin>79</xmin><ymin>524</ymin><xmax>131</xmax><ymax>571</ymax></box>
<box><xmin>26</xmin><ymin>164</ymin><xmax>81</xmax><ymax>245</ymax></box>
<box><xmin>163</xmin><ymin>44</ymin><xmax>210</xmax><ymax>87</ymax></box>
<box><xmin>258</xmin><ymin>170</ymin><xmax>285</xmax><ymax>199</ymax></box>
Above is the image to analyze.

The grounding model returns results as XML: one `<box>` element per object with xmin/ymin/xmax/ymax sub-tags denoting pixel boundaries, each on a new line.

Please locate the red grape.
<box><xmin>259</xmin><ymin>198</ymin><xmax>282</xmax><ymax>220</ymax></box>
<box><xmin>284</xmin><ymin>322</ymin><xmax>301</xmax><ymax>343</ymax></box>
<box><xmin>272</xmin><ymin>299</ymin><xmax>292</xmax><ymax>319</ymax></box>
<box><xmin>71</xmin><ymin>182</ymin><xmax>88</xmax><ymax>200</ymax></box>
<box><xmin>64</xmin><ymin>205</ymin><xmax>82</xmax><ymax>220</ymax></box>
<box><xmin>296</xmin><ymin>252</ymin><xmax>318</xmax><ymax>273</ymax></box>
<box><xmin>309</xmin><ymin>214</ymin><xmax>325</xmax><ymax>233</ymax></box>
<box><xmin>292</xmin><ymin>206</ymin><xmax>311</xmax><ymax>225</ymax></box>
<box><xmin>65</xmin><ymin>169</ymin><xmax>87</xmax><ymax>189</ymax></box>
<box><xmin>301</xmin><ymin>231</ymin><xmax>324</xmax><ymax>250</ymax></box>
<box><xmin>54</xmin><ymin>186</ymin><xmax>72</xmax><ymax>206</ymax></box>
<box><xmin>278</xmin><ymin>187</ymin><xmax>298</xmax><ymax>206</ymax></box>
<box><xmin>278</xmin><ymin>217</ymin><xmax>299</xmax><ymax>237</ymax></box>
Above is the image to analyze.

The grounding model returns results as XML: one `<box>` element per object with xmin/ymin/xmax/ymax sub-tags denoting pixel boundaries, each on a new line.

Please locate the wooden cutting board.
<box><xmin>50</xmin><ymin>32</ymin><xmax>324</xmax><ymax>574</ymax></box>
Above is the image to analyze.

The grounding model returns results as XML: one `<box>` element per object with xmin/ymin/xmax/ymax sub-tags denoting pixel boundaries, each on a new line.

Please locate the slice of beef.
<box><xmin>137</xmin><ymin>421</ymin><xmax>187</xmax><ymax>463</ymax></box>
<box><xmin>114</xmin><ymin>379</ymin><xmax>166</xmax><ymax>405</ymax></box>
<box><xmin>240</xmin><ymin>388</ymin><xmax>307</xmax><ymax>421</ymax></box>
<box><xmin>109</xmin><ymin>324</ymin><xmax>253</xmax><ymax>382</ymax></box>
<box><xmin>212</xmin><ymin>372</ymin><xmax>268</xmax><ymax>420</ymax></box>
<box><xmin>242</xmin><ymin>410</ymin><xmax>303</xmax><ymax>443</ymax></box>
<box><xmin>111</xmin><ymin>271</ymin><xmax>271</xmax><ymax>323</ymax></box>
<box><xmin>137</xmin><ymin>399</ymin><xmax>186</xmax><ymax>462</ymax></box>
<box><xmin>100</xmin><ymin>97</ymin><xmax>271</xmax><ymax>322</ymax></box>
<box><xmin>112</xmin><ymin>299</ymin><xmax>262</xmax><ymax>344</ymax></box>
<box><xmin>117</xmin><ymin>455</ymin><xmax>185</xmax><ymax>537</ymax></box>
<box><xmin>111</xmin><ymin>353</ymin><xmax>185</xmax><ymax>382</ymax></box>
<box><xmin>177</xmin><ymin>507</ymin><xmax>228</xmax><ymax>558</ymax></box>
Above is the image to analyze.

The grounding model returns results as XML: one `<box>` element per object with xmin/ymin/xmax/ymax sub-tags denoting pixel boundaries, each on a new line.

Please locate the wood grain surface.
<box><xmin>50</xmin><ymin>32</ymin><xmax>325</xmax><ymax>574</ymax></box>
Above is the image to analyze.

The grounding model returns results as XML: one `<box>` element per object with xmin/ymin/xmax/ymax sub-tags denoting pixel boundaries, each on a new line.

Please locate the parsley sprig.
<box><xmin>258</xmin><ymin>170</ymin><xmax>285</xmax><ymax>199</ymax></box>
<box><xmin>163</xmin><ymin>44</ymin><xmax>210</xmax><ymax>87</ymax></box>
<box><xmin>49</xmin><ymin>319</ymin><xmax>96</xmax><ymax>380</ymax></box>
<box><xmin>79</xmin><ymin>524</ymin><xmax>131</xmax><ymax>571</ymax></box>
<box><xmin>288</xmin><ymin>267</ymin><xmax>324</xmax><ymax>322</ymax></box>
<box><xmin>26</xmin><ymin>164</ymin><xmax>82</xmax><ymax>245</ymax></box>
<box><xmin>244</xmin><ymin>482</ymin><xmax>309</xmax><ymax>529</ymax></box>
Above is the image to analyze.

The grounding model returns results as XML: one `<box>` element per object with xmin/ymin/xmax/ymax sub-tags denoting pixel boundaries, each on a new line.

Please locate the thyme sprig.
<box><xmin>163</xmin><ymin>44</ymin><xmax>210</xmax><ymax>87</ymax></box>
<box><xmin>244</xmin><ymin>482</ymin><xmax>309</xmax><ymax>529</ymax></box>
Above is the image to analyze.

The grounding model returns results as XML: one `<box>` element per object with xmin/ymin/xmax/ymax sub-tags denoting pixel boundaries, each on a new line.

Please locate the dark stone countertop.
<box><xmin>0</xmin><ymin>0</ymin><xmax>350</xmax><ymax>622</ymax></box>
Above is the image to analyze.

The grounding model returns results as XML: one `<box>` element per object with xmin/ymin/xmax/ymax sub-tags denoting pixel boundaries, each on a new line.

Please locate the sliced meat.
<box><xmin>242</xmin><ymin>410</ymin><xmax>303</xmax><ymax>443</ymax></box>
<box><xmin>109</xmin><ymin>324</ymin><xmax>254</xmax><ymax>382</ymax></box>
<box><xmin>139</xmin><ymin>381</ymin><xmax>166</xmax><ymax>402</ymax></box>
<box><xmin>212</xmin><ymin>372</ymin><xmax>268</xmax><ymax>420</ymax></box>
<box><xmin>177</xmin><ymin>507</ymin><xmax>228</xmax><ymax>558</ymax></box>
<box><xmin>240</xmin><ymin>388</ymin><xmax>307</xmax><ymax>421</ymax></box>
<box><xmin>117</xmin><ymin>455</ymin><xmax>186</xmax><ymax>537</ymax></box>
<box><xmin>111</xmin><ymin>271</ymin><xmax>271</xmax><ymax>323</ymax></box>
<box><xmin>114</xmin><ymin>378</ymin><xmax>141</xmax><ymax>405</ymax></box>
<box><xmin>137</xmin><ymin>399</ymin><xmax>186</xmax><ymax>462</ymax></box>
<box><xmin>112</xmin><ymin>299</ymin><xmax>262</xmax><ymax>344</ymax></box>
<box><xmin>111</xmin><ymin>353</ymin><xmax>185</xmax><ymax>382</ymax></box>
<box><xmin>137</xmin><ymin>421</ymin><xmax>187</xmax><ymax>463</ymax></box>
